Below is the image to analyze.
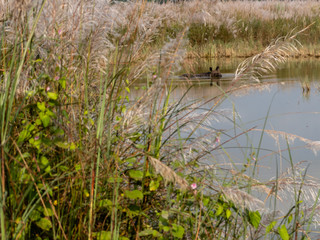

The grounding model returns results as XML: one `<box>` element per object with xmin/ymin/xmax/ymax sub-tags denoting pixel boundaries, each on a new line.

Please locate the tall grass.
<box><xmin>3</xmin><ymin>0</ymin><xmax>320</xmax><ymax>60</ymax></box>
<box><xmin>1</xmin><ymin>0</ymin><xmax>320</xmax><ymax>239</ymax></box>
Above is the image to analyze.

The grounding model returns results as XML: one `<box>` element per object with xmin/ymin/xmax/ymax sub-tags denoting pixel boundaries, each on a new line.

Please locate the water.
<box><xmin>132</xmin><ymin>58</ymin><xmax>320</xmax><ymax>180</ymax></box>
<box><xmin>132</xmin><ymin>58</ymin><xmax>320</xmax><ymax>179</ymax></box>
<box><xmin>129</xmin><ymin>58</ymin><xmax>320</xmax><ymax>229</ymax></box>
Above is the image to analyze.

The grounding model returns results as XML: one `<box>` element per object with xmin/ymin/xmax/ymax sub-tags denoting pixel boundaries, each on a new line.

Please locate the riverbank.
<box><xmin>3</xmin><ymin>0</ymin><xmax>320</xmax><ymax>61</ymax></box>
<box><xmin>186</xmin><ymin>42</ymin><xmax>320</xmax><ymax>58</ymax></box>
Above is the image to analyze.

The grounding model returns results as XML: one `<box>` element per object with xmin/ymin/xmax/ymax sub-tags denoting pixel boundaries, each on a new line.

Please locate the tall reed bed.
<box><xmin>0</xmin><ymin>0</ymin><xmax>320</xmax><ymax>239</ymax></box>
<box><xmin>2</xmin><ymin>1</ymin><xmax>320</xmax><ymax>59</ymax></box>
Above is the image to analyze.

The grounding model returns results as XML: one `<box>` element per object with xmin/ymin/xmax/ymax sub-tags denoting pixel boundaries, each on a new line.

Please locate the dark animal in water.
<box><xmin>211</xmin><ymin>66</ymin><xmax>222</xmax><ymax>78</ymax></box>
<box><xmin>210</xmin><ymin>66</ymin><xmax>222</xmax><ymax>86</ymax></box>
<box><xmin>181</xmin><ymin>67</ymin><xmax>213</xmax><ymax>78</ymax></box>
<box><xmin>180</xmin><ymin>66</ymin><xmax>222</xmax><ymax>86</ymax></box>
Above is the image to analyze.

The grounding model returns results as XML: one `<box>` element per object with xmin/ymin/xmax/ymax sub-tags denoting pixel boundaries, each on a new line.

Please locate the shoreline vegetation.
<box><xmin>2</xmin><ymin>0</ymin><xmax>320</xmax><ymax>59</ymax></box>
<box><xmin>1</xmin><ymin>0</ymin><xmax>320</xmax><ymax>239</ymax></box>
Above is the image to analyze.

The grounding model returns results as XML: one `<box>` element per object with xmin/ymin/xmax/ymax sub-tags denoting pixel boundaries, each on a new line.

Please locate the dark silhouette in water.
<box><xmin>181</xmin><ymin>67</ymin><xmax>213</xmax><ymax>78</ymax></box>
<box><xmin>211</xmin><ymin>66</ymin><xmax>222</xmax><ymax>78</ymax></box>
<box><xmin>206</xmin><ymin>67</ymin><xmax>213</xmax><ymax>75</ymax></box>
<box><xmin>180</xmin><ymin>66</ymin><xmax>222</xmax><ymax>86</ymax></box>
<box><xmin>210</xmin><ymin>66</ymin><xmax>222</xmax><ymax>86</ymax></box>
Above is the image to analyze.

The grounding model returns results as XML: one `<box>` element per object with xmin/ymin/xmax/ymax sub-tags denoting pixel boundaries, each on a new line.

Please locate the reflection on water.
<box><xmin>131</xmin><ymin>58</ymin><xmax>320</xmax><ymax>181</ymax></box>
<box><xmin>130</xmin><ymin>58</ymin><xmax>320</xmax><ymax>222</ymax></box>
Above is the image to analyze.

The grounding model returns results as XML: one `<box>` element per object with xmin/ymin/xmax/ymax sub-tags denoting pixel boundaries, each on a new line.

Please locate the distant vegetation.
<box><xmin>1</xmin><ymin>0</ymin><xmax>320</xmax><ymax>239</ymax></box>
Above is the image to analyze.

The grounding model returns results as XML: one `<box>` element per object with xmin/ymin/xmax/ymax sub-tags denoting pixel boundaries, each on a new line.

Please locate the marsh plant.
<box><xmin>0</xmin><ymin>0</ymin><xmax>320</xmax><ymax>239</ymax></box>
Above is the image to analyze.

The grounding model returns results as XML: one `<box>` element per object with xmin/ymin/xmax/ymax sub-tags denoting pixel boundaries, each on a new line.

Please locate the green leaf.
<box><xmin>128</xmin><ymin>170</ymin><xmax>143</xmax><ymax>180</ymax></box>
<box><xmin>203</xmin><ymin>197</ymin><xmax>210</xmax><ymax>206</ymax></box>
<box><xmin>249</xmin><ymin>211</ymin><xmax>261</xmax><ymax>229</ymax></box>
<box><xmin>152</xmin><ymin>230</ymin><xmax>162</xmax><ymax>237</ymax></box>
<box><xmin>96</xmin><ymin>231</ymin><xmax>111</xmax><ymax>240</ymax></box>
<box><xmin>226</xmin><ymin>209</ymin><xmax>232</xmax><ymax>219</ymax></box>
<box><xmin>89</xmin><ymin>118</ymin><xmax>94</xmax><ymax>126</ymax></box>
<box><xmin>43</xmin><ymin>208</ymin><xmax>53</xmax><ymax>217</ymax></box>
<box><xmin>125</xmin><ymin>190</ymin><xmax>143</xmax><ymax>200</ymax></box>
<box><xmin>36</xmin><ymin>218</ymin><xmax>52</xmax><ymax>231</ymax></box>
<box><xmin>161</xmin><ymin>211</ymin><xmax>169</xmax><ymax>219</ymax></box>
<box><xmin>145</xmin><ymin>171</ymin><xmax>152</xmax><ymax>177</ymax></box>
<box><xmin>59</xmin><ymin>78</ymin><xmax>66</xmax><ymax>89</ymax></box>
<box><xmin>18</xmin><ymin>124</ymin><xmax>35</xmax><ymax>144</ymax></box>
<box><xmin>39</xmin><ymin>112</ymin><xmax>50</xmax><ymax>127</ymax></box>
<box><xmin>216</xmin><ymin>204</ymin><xmax>224</xmax><ymax>216</ymax></box>
<box><xmin>121</xmin><ymin>105</ymin><xmax>126</xmax><ymax>113</ymax></box>
<box><xmin>107</xmin><ymin>177</ymin><xmax>123</xmax><ymax>183</ymax></box>
<box><xmin>40</xmin><ymin>156</ymin><xmax>51</xmax><ymax>173</ymax></box>
<box><xmin>127</xmin><ymin>205</ymin><xmax>141</xmax><ymax>218</ymax></box>
<box><xmin>54</xmin><ymin>141</ymin><xmax>69</xmax><ymax>149</ymax></box>
<box><xmin>162</xmin><ymin>226</ymin><xmax>170</xmax><ymax>232</ymax></box>
<box><xmin>126</xmin><ymin>157</ymin><xmax>136</xmax><ymax>163</ymax></box>
<box><xmin>40</xmin><ymin>156</ymin><xmax>49</xmax><ymax>166</ymax></box>
<box><xmin>125</xmin><ymin>87</ymin><xmax>130</xmax><ymax>93</ymax></box>
<box><xmin>150</xmin><ymin>180</ymin><xmax>160</xmax><ymax>191</ymax></box>
<box><xmin>18</xmin><ymin>129</ymin><xmax>29</xmax><ymax>144</ymax></box>
<box><xmin>29</xmin><ymin>209</ymin><xmax>41</xmax><ymax>222</ymax></box>
<box><xmin>70</xmin><ymin>142</ymin><xmax>76</xmax><ymax>150</ymax></box>
<box><xmin>47</xmin><ymin>92</ymin><xmax>58</xmax><ymax>100</ymax></box>
<box><xmin>17</xmin><ymin>152</ymin><xmax>31</xmax><ymax>161</ymax></box>
<box><xmin>43</xmin><ymin>165</ymin><xmax>51</xmax><ymax>173</ymax></box>
<box><xmin>58</xmin><ymin>165</ymin><xmax>68</xmax><ymax>171</ymax></box>
<box><xmin>138</xmin><ymin>229</ymin><xmax>154</xmax><ymax>236</ymax></box>
<box><xmin>62</xmin><ymin>110</ymin><xmax>69</xmax><ymax>119</ymax></box>
<box><xmin>54</xmin><ymin>128</ymin><xmax>64</xmax><ymax>136</ymax></box>
<box><xmin>75</xmin><ymin>164</ymin><xmax>81</xmax><ymax>171</ymax></box>
<box><xmin>37</xmin><ymin>102</ymin><xmax>46</xmax><ymax>111</ymax></box>
<box><xmin>35</xmin><ymin>119</ymin><xmax>42</xmax><ymax>125</ymax></box>
<box><xmin>172</xmin><ymin>224</ymin><xmax>184</xmax><ymax>239</ymax></box>
<box><xmin>98</xmin><ymin>199</ymin><xmax>113</xmax><ymax>208</ymax></box>
<box><xmin>278</xmin><ymin>224</ymin><xmax>289</xmax><ymax>240</ymax></box>
<box><xmin>139</xmin><ymin>229</ymin><xmax>161</xmax><ymax>237</ymax></box>
<box><xmin>46</xmin><ymin>109</ymin><xmax>55</xmax><ymax>117</ymax></box>
<box><xmin>266</xmin><ymin>221</ymin><xmax>277</xmax><ymax>233</ymax></box>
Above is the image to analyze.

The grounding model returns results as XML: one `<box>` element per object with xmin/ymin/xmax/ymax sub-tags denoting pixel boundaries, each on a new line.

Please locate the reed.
<box><xmin>1</xmin><ymin>0</ymin><xmax>320</xmax><ymax>239</ymax></box>
<box><xmin>2</xmin><ymin>0</ymin><xmax>320</xmax><ymax>61</ymax></box>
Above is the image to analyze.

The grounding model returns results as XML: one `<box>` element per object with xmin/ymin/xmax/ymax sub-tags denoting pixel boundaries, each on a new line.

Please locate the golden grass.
<box><xmin>1</xmin><ymin>0</ymin><xmax>320</xmax><ymax>64</ymax></box>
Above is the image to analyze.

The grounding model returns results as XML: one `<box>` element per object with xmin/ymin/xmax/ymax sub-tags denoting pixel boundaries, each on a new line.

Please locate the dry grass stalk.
<box><xmin>229</xmin><ymin>169</ymin><xmax>271</xmax><ymax>195</ymax></box>
<box><xmin>264</xmin><ymin>163</ymin><xmax>320</xmax><ymax>223</ymax></box>
<box><xmin>234</xmin><ymin>23</ymin><xmax>314</xmax><ymax>83</ymax></box>
<box><xmin>254</xmin><ymin>129</ymin><xmax>320</xmax><ymax>155</ymax></box>
<box><xmin>234</xmin><ymin>35</ymin><xmax>296</xmax><ymax>83</ymax></box>
<box><xmin>230</xmin><ymin>81</ymin><xmax>275</xmax><ymax>97</ymax></box>
<box><xmin>148</xmin><ymin>156</ymin><xmax>189</xmax><ymax>191</ymax></box>
<box><xmin>222</xmin><ymin>187</ymin><xmax>264</xmax><ymax>211</ymax></box>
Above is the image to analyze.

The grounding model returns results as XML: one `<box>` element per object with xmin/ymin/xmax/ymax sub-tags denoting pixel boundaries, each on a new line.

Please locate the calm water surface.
<box><xmin>133</xmin><ymin>58</ymin><xmax>320</xmax><ymax>181</ymax></box>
